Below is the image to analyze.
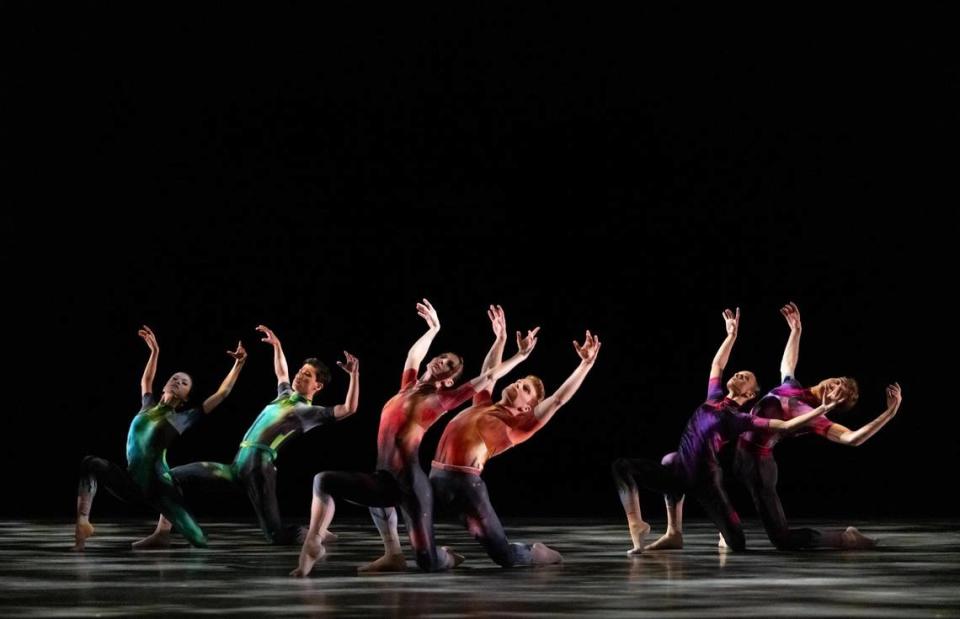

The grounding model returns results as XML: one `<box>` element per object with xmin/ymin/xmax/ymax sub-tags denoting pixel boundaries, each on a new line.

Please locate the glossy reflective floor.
<box><xmin>1</xmin><ymin>519</ymin><xmax>957</xmax><ymax>616</ymax></box>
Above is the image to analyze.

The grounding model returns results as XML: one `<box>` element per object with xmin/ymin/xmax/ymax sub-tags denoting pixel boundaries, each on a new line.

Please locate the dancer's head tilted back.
<box><xmin>500</xmin><ymin>375</ymin><xmax>545</xmax><ymax>414</ymax></box>
<box><xmin>292</xmin><ymin>358</ymin><xmax>331</xmax><ymax>400</ymax></box>
<box><xmin>811</xmin><ymin>377</ymin><xmax>859</xmax><ymax>411</ymax></box>
<box><xmin>726</xmin><ymin>370</ymin><xmax>760</xmax><ymax>402</ymax></box>
<box><xmin>420</xmin><ymin>352</ymin><xmax>465</xmax><ymax>389</ymax></box>
<box><xmin>160</xmin><ymin>372</ymin><xmax>193</xmax><ymax>406</ymax></box>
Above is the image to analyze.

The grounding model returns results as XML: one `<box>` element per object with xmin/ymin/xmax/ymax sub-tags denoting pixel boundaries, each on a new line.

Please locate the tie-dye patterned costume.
<box><xmin>612</xmin><ymin>377</ymin><xmax>770</xmax><ymax>551</ymax></box>
<box><xmin>78</xmin><ymin>393</ymin><xmax>208</xmax><ymax>546</ymax></box>
<box><xmin>312</xmin><ymin>368</ymin><xmax>475</xmax><ymax>571</ymax></box>
<box><xmin>429</xmin><ymin>389</ymin><xmax>540</xmax><ymax>567</ymax></box>
<box><xmin>170</xmin><ymin>382</ymin><xmax>335</xmax><ymax>544</ymax></box>
<box><xmin>734</xmin><ymin>376</ymin><xmax>849</xmax><ymax>549</ymax></box>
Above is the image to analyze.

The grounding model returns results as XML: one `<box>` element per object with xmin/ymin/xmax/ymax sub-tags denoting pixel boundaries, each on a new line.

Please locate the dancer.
<box><xmin>649</xmin><ymin>303</ymin><xmax>903</xmax><ymax>551</ymax></box>
<box><xmin>134</xmin><ymin>325</ymin><xmax>359</xmax><ymax>547</ymax></box>
<box><xmin>729</xmin><ymin>302</ymin><xmax>901</xmax><ymax>549</ymax></box>
<box><xmin>426</xmin><ymin>327</ymin><xmax>600</xmax><ymax>567</ymax></box>
<box><xmin>74</xmin><ymin>326</ymin><xmax>246</xmax><ymax>550</ymax></box>
<box><xmin>612</xmin><ymin>308</ymin><xmax>843</xmax><ymax>554</ymax></box>
<box><xmin>291</xmin><ymin>300</ymin><xmax>535</xmax><ymax>576</ymax></box>
<box><xmin>361</xmin><ymin>309</ymin><xmax>598</xmax><ymax>571</ymax></box>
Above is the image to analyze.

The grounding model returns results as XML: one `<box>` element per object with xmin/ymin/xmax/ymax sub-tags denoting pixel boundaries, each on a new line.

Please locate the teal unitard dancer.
<box><xmin>74</xmin><ymin>326</ymin><xmax>246</xmax><ymax>550</ymax></box>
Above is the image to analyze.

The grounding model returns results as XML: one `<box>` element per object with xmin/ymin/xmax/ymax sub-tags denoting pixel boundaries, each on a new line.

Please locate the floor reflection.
<box><xmin>1</xmin><ymin>519</ymin><xmax>957</xmax><ymax>616</ymax></box>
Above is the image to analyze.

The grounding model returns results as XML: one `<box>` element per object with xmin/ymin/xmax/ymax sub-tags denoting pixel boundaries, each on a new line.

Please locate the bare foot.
<box><xmin>357</xmin><ymin>553</ymin><xmax>408</xmax><ymax>574</ymax></box>
<box><xmin>644</xmin><ymin>529</ymin><xmax>683</xmax><ymax>551</ymax></box>
<box><xmin>442</xmin><ymin>546</ymin><xmax>465</xmax><ymax>568</ymax></box>
<box><xmin>131</xmin><ymin>530</ymin><xmax>171</xmax><ymax>550</ymax></box>
<box><xmin>289</xmin><ymin>537</ymin><xmax>325</xmax><ymax>577</ymax></box>
<box><xmin>531</xmin><ymin>542</ymin><xmax>563</xmax><ymax>565</ymax></box>
<box><xmin>73</xmin><ymin>522</ymin><xmax>95</xmax><ymax>551</ymax></box>
<box><xmin>321</xmin><ymin>530</ymin><xmax>338</xmax><ymax>543</ymax></box>
<box><xmin>627</xmin><ymin>521</ymin><xmax>652</xmax><ymax>554</ymax></box>
<box><xmin>842</xmin><ymin>526</ymin><xmax>877</xmax><ymax>549</ymax></box>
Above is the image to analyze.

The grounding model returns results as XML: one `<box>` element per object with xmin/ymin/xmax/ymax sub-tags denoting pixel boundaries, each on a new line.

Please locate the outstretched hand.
<box><xmin>256</xmin><ymin>325</ymin><xmax>281</xmax><ymax>347</ymax></box>
<box><xmin>337</xmin><ymin>351</ymin><xmax>360</xmax><ymax>374</ymax></box>
<box><xmin>573</xmin><ymin>330</ymin><xmax>601</xmax><ymax>364</ymax></box>
<box><xmin>722</xmin><ymin>308</ymin><xmax>740</xmax><ymax>337</ymax></box>
<box><xmin>417</xmin><ymin>298</ymin><xmax>440</xmax><ymax>330</ymax></box>
<box><xmin>227</xmin><ymin>341</ymin><xmax>247</xmax><ymax>363</ymax></box>
<box><xmin>138</xmin><ymin>325</ymin><xmax>159</xmax><ymax>352</ymax></box>
<box><xmin>821</xmin><ymin>385</ymin><xmax>844</xmax><ymax>412</ymax></box>
<box><xmin>488</xmin><ymin>304</ymin><xmax>506</xmax><ymax>338</ymax></box>
<box><xmin>885</xmin><ymin>383</ymin><xmax>902</xmax><ymax>408</ymax></box>
<box><xmin>517</xmin><ymin>326</ymin><xmax>540</xmax><ymax>356</ymax></box>
<box><xmin>780</xmin><ymin>302</ymin><xmax>802</xmax><ymax>331</ymax></box>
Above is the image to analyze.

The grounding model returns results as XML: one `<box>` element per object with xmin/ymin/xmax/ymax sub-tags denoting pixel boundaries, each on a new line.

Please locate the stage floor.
<box><xmin>1</xmin><ymin>519</ymin><xmax>957</xmax><ymax>616</ymax></box>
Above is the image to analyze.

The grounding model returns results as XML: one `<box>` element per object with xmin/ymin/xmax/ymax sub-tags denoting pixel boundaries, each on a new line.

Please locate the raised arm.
<box><xmin>480</xmin><ymin>305</ymin><xmax>507</xmax><ymax>376</ymax></box>
<box><xmin>780</xmin><ymin>302</ymin><xmax>802</xmax><ymax>380</ymax></box>
<box><xmin>138</xmin><ymin>325</ymin><xmax>159</xmax><ymax>396</ymax></box>
<box><xmin>201</xmin><ymin>341</ymin><xmax>248</xmax><ymax>413</ymax></box>
<box><xmin>332</xmin><ymin>351</ymin><xmax>360</xmax><ymax>419</ymax></box>
<box><xmin>467</xmin><ymin>326</ymin><xmax>539</xmax><ymax>390</ymax></box>
<box><xmin>513</xmin><ymin>330</ymin><xmax>601</xmax><ymax>442</ymax></box>
<box><xmin>766</xmin><ymin>389</ymin><xmax>841</xmax><ymax>433</ymax></box>
<box><xmin>825</xmin><ymin>383</ymin><xmax>902</xmax><ymax>446</ymax></box>
<box><xmin>256</xmin><ymin>325</ymin><xmax>289</xmax><ymax>385</ymax></box>
<box><xmin>405</xmin><ymin>298</ymin><xmax>441</xmax><ymax>373</ymax></box>
<box><xmin>710</xmin><ymin>308</ymin><xmax>740</xmax><ymax>380</ymax></box>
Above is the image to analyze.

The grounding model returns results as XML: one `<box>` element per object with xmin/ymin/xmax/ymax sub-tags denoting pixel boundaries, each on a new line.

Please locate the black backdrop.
<box><xmin>4</xmin><ymin>6</ymin><xmax>952</xmax><ymax>522</ymax></box>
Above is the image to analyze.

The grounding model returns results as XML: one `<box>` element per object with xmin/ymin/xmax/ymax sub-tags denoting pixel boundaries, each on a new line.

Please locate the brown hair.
<box><xmin>525</xmin><ymin>375</ymin><xmax>546</xmax><ymax>403</ymax></box>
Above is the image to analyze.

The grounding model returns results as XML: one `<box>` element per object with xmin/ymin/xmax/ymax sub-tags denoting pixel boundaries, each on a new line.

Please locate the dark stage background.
<box><xmin>3</xmin><ymin>6</ymin><xmax>953</xmax><ymax>522</ymax></box>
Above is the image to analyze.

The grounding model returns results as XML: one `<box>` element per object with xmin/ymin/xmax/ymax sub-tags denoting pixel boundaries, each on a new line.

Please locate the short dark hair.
<box><xmin>303</xmin><ymin>358</ymin><xmax>331</xmax><ymax>386</ymax></box>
